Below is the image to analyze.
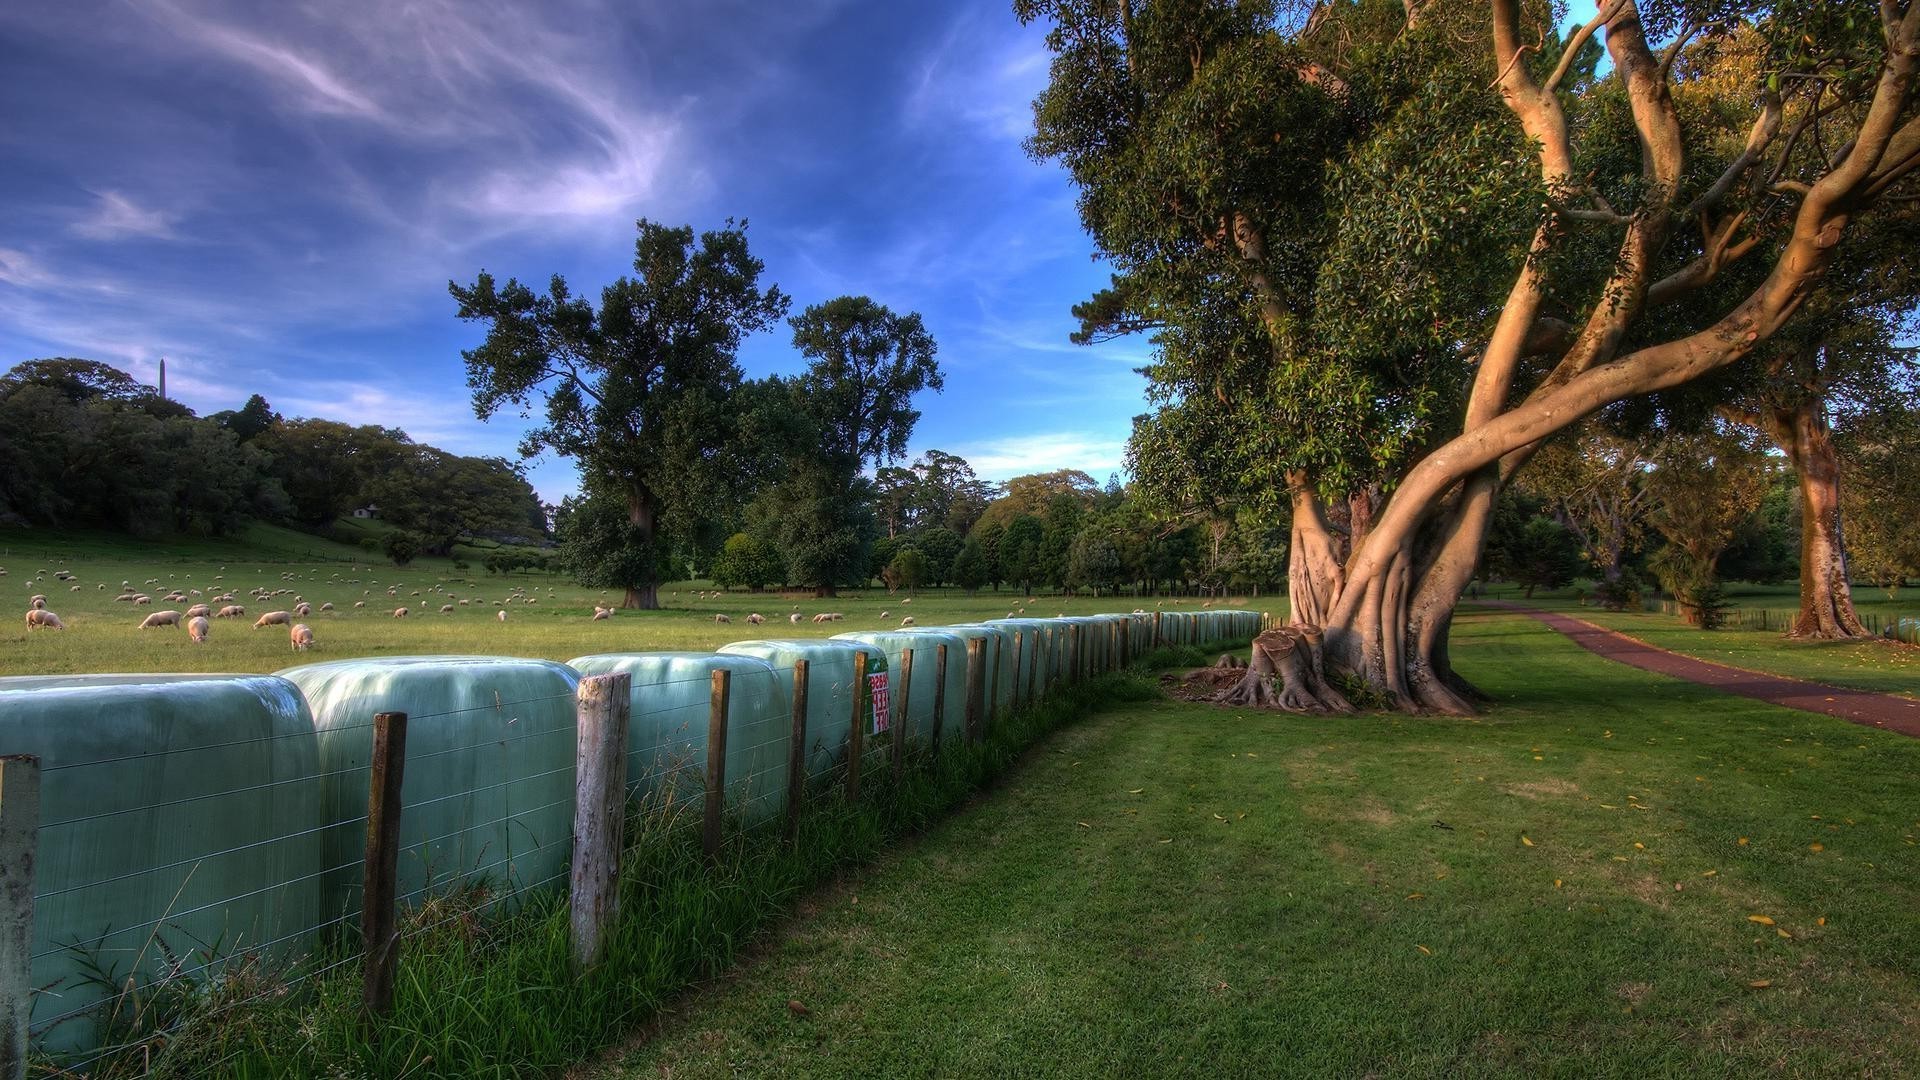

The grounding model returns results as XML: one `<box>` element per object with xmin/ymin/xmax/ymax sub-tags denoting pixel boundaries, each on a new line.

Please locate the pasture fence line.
<box><xmin>1</xmin><ymin>610</ymin><xmax>1263</xmax><ymax>1072</ymax></box>
<box><xmin>1639</xmin><ymin>596</ymin><xmax>1920</xmax><ymax>643</ymax></box>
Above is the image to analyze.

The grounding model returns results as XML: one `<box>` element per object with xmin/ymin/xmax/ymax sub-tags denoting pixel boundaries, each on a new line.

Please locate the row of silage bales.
<box><xmin>0</xmin><ymin>673</ymin><xmax>326</xmax><ymax>1055</ymax></box>
<box><xmin>717</xmin><ymin>639</ymin><xmax>888</xmax><ymax>783</ymax></box>
<box><xmin>567</xmin><ymin>652</ymin><xmax>789</xmax><ymax>825</ymax></box>
<box><xmin>831</xmin><ymin>629</ymin><xmax>967</xmax><ymax>745</ymax></box>
<box><xmin>980</xmin><ymin>618</ymin><xmax>1055</xmax><ymax>702</ymax></box>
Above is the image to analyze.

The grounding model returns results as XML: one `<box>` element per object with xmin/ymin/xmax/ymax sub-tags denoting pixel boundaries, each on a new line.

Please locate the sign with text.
<box><xmin>868</xmin><ymin>672</ymin><xmax>891</xmax><ymax>734</ymax></box>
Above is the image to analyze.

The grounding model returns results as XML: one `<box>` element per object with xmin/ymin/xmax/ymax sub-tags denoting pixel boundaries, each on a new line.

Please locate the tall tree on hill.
<box><xmin>1024</xmin><ymin>0</ymin><xmax>1920</xmax><ymax>712</ymax></box>
<box><xmin>757</xmin><ymin>296</ymin><xmax>942</xmax><ymax>597</ymax></box>
<box><xmin>452</xmin><ymin>219</ymin><xmax>789</xmax><ymax>608</ymax></box>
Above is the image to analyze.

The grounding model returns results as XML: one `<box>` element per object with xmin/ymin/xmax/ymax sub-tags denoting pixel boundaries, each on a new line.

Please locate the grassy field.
<box><xmin>1</xmin><ymin>525</ymin><xmax>1254</xmax><ymax>677</ymax></box>
<box><xmin>1494</xmin><ymin>582</ymin><xmax>1920</xmax><ymax>701</ymax></box>
<box><xmin>587</xmin><ymin>609</ymin><xmax>1920</xmax><ymax>1079</ymax></box>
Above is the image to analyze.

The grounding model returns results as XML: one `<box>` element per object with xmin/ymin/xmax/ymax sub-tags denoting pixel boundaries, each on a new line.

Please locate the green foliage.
<box><xmin>883</xmin><ymin>545</ymin><xmax>928</xmax><ymax>593</ymax></box>
<box><xmin>1066</xmin><ymin>525</ymin><xmax>1125</xmax><ymax>595</ymax></box>
<box><xmin>553</xmin><ymin>483</ymin><xmax>661</xmax><ymax>597</ymax></box>
<box><xmin>951</xmin><ymin>538</ymin><xmax>990</xmax><ymax>594</ymax></box>
<box><xmin>1495</xmin><ymin>517</ymin><xmax>1583</xmax><ymax>599</ymax></box>
<box><xmin>998</xmin><ymin>514</ymin><xmax>1045</xmax><ymax>593</ymax></box>
<box><xmin>452</xmin><ymin>219</ymin><xmax>789</xmax><ymax>602</ymax></box>
<box><xmin>711</xmin><ymin>532</ymin><xmax>782</xmax><ymax>591</ymax></box>
<box><xmin>913</xmin><ymin>526</ymin><xmax>962</xmax><ymax>586</ymax></box>
<box><xmin>382</xmin><ymin>530</ymin><xmax>421</xmax><ymax>567</ymax></box>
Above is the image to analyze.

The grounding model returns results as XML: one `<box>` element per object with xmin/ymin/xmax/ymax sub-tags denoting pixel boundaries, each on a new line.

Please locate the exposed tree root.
<box><xmin>1212</xmin><ymin>625</ymin><xmax>1354</xmax><ymax>714</ymax></box>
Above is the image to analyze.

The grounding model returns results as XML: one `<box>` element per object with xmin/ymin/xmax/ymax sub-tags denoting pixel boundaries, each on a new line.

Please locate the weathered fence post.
<box><xmin>932</xmin><ymin>645</ymin><xmax>949</xmax><ymax>756</ymax></box>
<box><xmin>893</xmin><ymin>648</ymin><xmax>913</xmax><ymax>782</ymax></box>
<box><xmin>1028</xmin><ymin>631</ymin><xmax>1041</xmax><ymax>702</ymax></box>
<box><xmin>786</xmin><ymin>660</ymin><xmax>809</xmax><ymax>842</ymax></box>
<box><xmin>964</xmin><ymin>637</ymin><xmax>985</xmax><ymax>744</ymax></box>
<box><xmin>1154</xmin><ymin>610</ymin><xmax>1163</xmax><ymax>648</ymax></box>
<box><xmin>1109</xmin><ymin>622</ymin><xmax>1120</xmax><ymax>673</ymax></box>
<box><xmin>1119</xmin><ymin>619</ymin><xmax>1131</xmax><ymax>669</ymax></box>
<box><xmin>704</xmin><ymin>670</ymin><xmax>730</xmax><ymax>860</ymax></box>
<box><xmin>988</xmin><ymin>637</ymin><xmax>1003</xmax><ymax>734</ymax></box>
<box><xmin>570</xmin><ymin>673</ymin><xmax>630</xmax><ymax>970</ymax></box>
<box><xmin>362</xmin><ymin>712</ymin><xmax>407</xmax><ymax>1019</ymax></box>
<box><xmin>847</xmin><ymin>651</ymin><xmax>869</xmax><ymax>802</ymax></box>
<box><xmin>1011</xmin><ymin>631</ymin><xmax>1024</xmax><ymax>711</ymax></box>
<box><xmin>0</xmin><ymin>756</ymin><xmax>40</xmax><ymax>1080</ymax></box>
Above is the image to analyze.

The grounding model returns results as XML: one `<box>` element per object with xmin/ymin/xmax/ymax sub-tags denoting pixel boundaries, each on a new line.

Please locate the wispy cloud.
<box><xmin>950</xmin><ymin>431</ymin><xmax>1130</xmax><ymax>483</ymax></box>
<box><xmin>72</xmin><ymin>191</ymin><xmax>179</xmax><ymax>241</ymax></box>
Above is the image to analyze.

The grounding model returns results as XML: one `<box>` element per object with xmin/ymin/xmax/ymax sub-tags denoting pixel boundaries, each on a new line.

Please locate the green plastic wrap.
<box><xmin>566</xmin><ymin>652</ymin><xmax>787</xmax><ymax>823</ymax></box>
<box><xmin>276</xmin><ymin>656</ymin><xmax>580</xmax><ymax>915</ymax></box>
<box><xmin>716</xmin><ymin>640</ymin><xmax>888</xmax><ymax>780</ymax></box>
<box><xmin>0</xmin><ymin>674</ymin><xmax>322</xmax><ymax>1055</ymax></box>
<box><xmin>980</xmin><ymin>619</ymin><xmax>1055</xmax><ymax>696</ymax></box>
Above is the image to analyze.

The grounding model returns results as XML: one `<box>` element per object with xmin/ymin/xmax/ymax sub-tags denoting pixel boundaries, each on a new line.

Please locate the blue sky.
<box><xmin>0</xmin><ymin>0</ymin><xmax>1149</xmax><ymax>503</ymax></box>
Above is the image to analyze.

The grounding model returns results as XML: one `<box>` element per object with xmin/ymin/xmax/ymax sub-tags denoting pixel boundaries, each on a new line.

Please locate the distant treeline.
<box><xmin>0</xmin><ymin>358</ymin><xmax>545</xmax><ymax>551</ymax></box>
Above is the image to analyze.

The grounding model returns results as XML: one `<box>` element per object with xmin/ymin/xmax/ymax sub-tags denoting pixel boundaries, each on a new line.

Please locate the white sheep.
<box><xmin>441</xmin><ymin>604</ymin><xmax>454</xmax><ymax>613</ymax></box>
<box><xmin>186</xmin><ymin>604</ymin><xmax>211</xmax><ymax>618</ymax></box>
<box><xmin>320</xmin><ymin>602</ymin><xmax>334</xmax><ymax>611</ymax></box>
<box><xmin>216</xmin><ymin>605</ymin><xmax>246</xmax><ymax>619</ymax></box>
<box><xmin>354</xmin><ymin>601</ymin><xmax>366</xmax><ymax>609</ymax></box>
<box><xmin>188</xmin><ymin>616</ymin><xmax>210</xmax><ymax>643</ymax></box>
<box><xmin>899</xmin><ymin>616</ymin><xmax>915</xmax><ymax>627</ymax></box>
<box><xmin>139</xmin><ymin>610</ymin><xmax>184</xmax><ymax>629</ymax></box>
<box><xmin>811</xmin><ymin>613</ymin><xmax>830</xmax><ymax>623</ymax></box>
<box><xmin>789</xmin><ymin>613</ymin><xmax>802</xmax><ymax>623</ymax></box>
<box><xmin>290</xmin><ymin>623</ymin><xmax>314</xmax><ymax>651</ymax></box>
<box><xmin>714</xmin><ymin>613</ymin><xmax>732</xmax><ymax>623</ymax></box>
<box><xmin>591</xmin><ymin>607</ymin><xmax>610</xmax><ymax>621</ymax></box>
<box><xmin>747</xmin><ymin>613</ymin><xmax>765</xmax><ymax>624</ymax></box>
<box><xmin>879</xmin><ymin>611</ymin><xmax>889</xmax><ymax>620</ymax></box>
<box><xmin>496</xmin><ymin>609</ymin><xmax>507</xmax><ymax>623</ymax></box>
<box><xmin>29</xmin><ymin>596</ymin><xmax>45</xmax><ymax>610</ymax></box>
<box><xmin>25</xmin><ymin>609</ymin><xmax>64</xmax><ymax>630</ymax></box>
<box><xmin>294</xmin><ymin>602</ymin><xmax>311</xmax><ymax>616</ymax></box>
<box><xmin>394</xmin><ymin>607</ymin><xmax>409</xmax><ymax>618</ymax></box>
<box><xmin>134</xmin><ymin>595</ymin><xmax>152</xmax><ymax>606</ymax></box>
<box><xmin>254</xmin><ymin>611</ymin><xmax>292</xmax><ymax>629</ymax></box>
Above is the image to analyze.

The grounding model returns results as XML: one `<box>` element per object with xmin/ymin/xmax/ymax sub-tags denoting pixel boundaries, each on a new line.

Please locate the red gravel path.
<box><xmin>1483</xmin><ymin>601</ymin><xmax>1920</xmax><ymax>739</ymax></box>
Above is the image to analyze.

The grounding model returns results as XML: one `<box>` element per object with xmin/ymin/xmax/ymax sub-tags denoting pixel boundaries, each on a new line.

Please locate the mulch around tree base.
<box><xmin>1480</xmin><ymin>601</ymin><xmax>1920</xmax><ymax>739</ymax></box>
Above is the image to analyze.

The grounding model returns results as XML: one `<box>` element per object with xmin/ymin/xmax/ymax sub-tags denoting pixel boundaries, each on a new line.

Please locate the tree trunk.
<box><xmin>1767</xmin><ymin>403</ymin><xmax>1869</xmax><ymax>640</ymax></box>
<box><xmin>815</xmin><ymin>584</ymin><xmax>838</xmax><ymax>599</ymax></box>
<box><xmin>1218</xmin><ymin>626</ymin><xmax>1352</xmax><ymax>712</ymax></box>
<box><xmin>1287</xmin><ymin>476</ymin><xmax>1344</xmax><ymax>628</ymax></box>
<box><xmin>623</xmin><ymin>482</ymin><xmax>660</xmax><ymax>610</ymax></box>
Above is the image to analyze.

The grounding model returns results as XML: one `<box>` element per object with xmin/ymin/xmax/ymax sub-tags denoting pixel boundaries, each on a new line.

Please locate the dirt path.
<box><xmin>1481</xmin><ymin>601</ymin><xmax>1920</xmax><ymax>739</ymax></box>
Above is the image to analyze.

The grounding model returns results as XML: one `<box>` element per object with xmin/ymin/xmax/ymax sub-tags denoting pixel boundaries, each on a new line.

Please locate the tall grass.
<box><xmin>41</xmin><ymin>643</ymin><xmax>1219</xmax><ymax>1078</ymax></box>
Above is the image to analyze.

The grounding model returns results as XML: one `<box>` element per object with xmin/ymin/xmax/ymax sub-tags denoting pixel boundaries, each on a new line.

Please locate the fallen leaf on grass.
<box><xmin>1738</xmin><ymin>837</ymin><xmax>1750</xmax><ymax>846</ymax></box>
<box><xmin>1522</xmin><ymin>835</ymin><xmax>1535</xmax><ymax>847</ymax></box>
<box><xmin>1809</xmin><ymin>843</ymin><xmax>1824</xmax><ymax>852</ymax></box>
<box><xmin>1128</xmin><ymin>788</ymin><xmax>1144</xmax><ymax>794</ymax></box>
<box><xmin>1749</xmin><ymin>980</ymin><xmax>1771</xmax><ymax>989</ymax></box>
<box><xmin>1158</xmin><ymin>838</ymin><xmax>1172</xmax><ymax>844</ymax></box>
<box><xmin>1634</xmin><ymin>842</ymin><xmax>1645</xmax><ymax>850</ymax></box>
<box><xmin>1406</xmin><ymin>893</ymin><xmax>1425</xmax><ymax>901</ymax></box>
<box><xmin>1077</xmin><ymin>821</ymin><xmax>1091</xmax><ymax>829</ymax></box>
<box><xmin>1416</xmin><ymin>945</ymin><xmax>1432</xmax><ymax>956</ymax></box>
<box><xmin>1554</xmin><ymin>879</ymin><xmax>1563</xmax><ymax>888</ymax></box>
<box><xmin>788</xmin><ymin>1000</ymin><xmax>810</xmax><ymax>1016</ymax></box>
<box><xmin>1817</xmin><ymin>916</ymin><xmax>1827</xmax><ymax>926</ymax></box>
<box><xmin>1702</xmin><ymin>870</ymin><xmax>1718</xmax><ymax>877</ymax></box>
<box><xmin>1777</xmin><ymin>928</ymin><xmax>1793</xmax><ymax>939</ymax></box>
<box><xmin>1748</xmin><ymin>915</ymin><xmax>1775</xmax><ymax>926</ymax></box>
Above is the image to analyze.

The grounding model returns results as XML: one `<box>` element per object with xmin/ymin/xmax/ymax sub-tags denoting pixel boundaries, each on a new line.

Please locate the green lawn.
<box><xmin>588</xmin><ymin>610</ymin><xmax>1920</xmax><ymax>1078</ymax></box>
<box><xmin>1</xmin><ymin>526</ymin><xmax>1239</xmax><ymax>677</ymax></box>
<box><xmin>1499</xmin><ymin>582</ymin><xmax>1920</xmax><ymax>701</ymax></box>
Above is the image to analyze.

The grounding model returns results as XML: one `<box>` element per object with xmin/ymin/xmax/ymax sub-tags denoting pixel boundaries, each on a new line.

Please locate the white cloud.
<box><xmin>72</xmin><ymin>191</ymin><xmax>179</xmax><ymax>241</ymax></box>
<box><xmin>950</xmin><ymin>431</ymin><xmax>1129</xmax><ymax>483</ymax></box>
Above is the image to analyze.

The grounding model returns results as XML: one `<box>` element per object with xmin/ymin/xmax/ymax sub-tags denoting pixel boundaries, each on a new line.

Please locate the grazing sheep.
<box><xmin>354</xmin><ymin>601</ymin><xmax>366</xmax><ymax>609</ymax></box>
<box><xmin>440</xmin><ymin>604</ymin><xmax>454</xmax><ymax>613</ymax></box>
<box><xmin>746</xmin><ymin>613</ymin><xmax>765</xmax><ymax>624</ymax></box>
<box><xmin>26</xmin><ymin>609</ymin><xmax>65</xmax><ymax>629</ymax></box>
<box><xmin>393</xmin><ymin>607</ymin><xmax>409</xmax><ymax>618</ymax></box>
<box><xmin>290</xmin><ymin>624</ymin><xmax>314</xmax><ymax>651</ymax></box>
<box><xmin>69</xmin><ymin>585</ymin><xmax>80</xmax><ymax>592</ymax></box>
<box><xmin>253</xmin><ymin>611</ymin><xmax>292</xmax><ymax>629</ymax></box>
<box><xmin>591</xmin><ymin>607</ymin><xmax>610</xmax><ymax>621</ymax></box>
<box><xmin>714</xmin><ymin>613</ymin><xmax>732</xmax><ymax>624</ymax></box>
<box><xmin>811</xmin><ymin>613</ymin><xmax>830</xmax><ymax>623</ymax></box>
<box><xmin>789</xmin><ymin>613</ymin><xmax>802</xmax><ymax>623</ymax></box>
<box><xmin>899</xmin><ymin>616</ymin><xmax>915</xmax><ymax>627</ymax></box>
<box><xmin>320</xmin><ymin>602</ymin><xmax>334</xmax><ymax>611</ymax></box>
<box><xmin>879</xmin><ymin>611</ymin><xmax>889</xmax><ymax>620</ymax></box>
<box><xmin>294</xmin><ymin>602</ymin><xmax>311</xmax><ymax>616</ymax></box>
<box><xmin>496</xmin><ymin>609</ymin><xmax>507</xmax><ymax>623</ymax></box>
<box><xmin>134</xmin><ymin>595</ymin><xmax>152</xmax><ymax>606</ymax></box>
<box><xmin>29</xmin><ymin>597</ymin><xmax>45</xmax><ymax>610</ymax></box>
<box><xmin>139</xmin><ymin>610</ymin><xmax>184</xmax><ymax>629</ymax></box>
<box><xmin>187</xmin><ymin>616</ymin><xmax>210</xmax><ymax>643</ymax></box>
<box><xmin>215</xmin><ymin>605</ymin><xmax>245</xmax><ymax>619</ymax></box>
<box><xmin>901</xmin><ymin>597</ymin><xmax>911</xmax><ymax>604</ymax></box>
<box><xmin>186</xmin><ymin>604</ymin><xmax>211</xmax><ymax>618</ymax></box>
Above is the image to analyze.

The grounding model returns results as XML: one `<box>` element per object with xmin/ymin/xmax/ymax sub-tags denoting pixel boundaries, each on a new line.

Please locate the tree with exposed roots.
<box><xmin>1022</xmin><ymin>0</ymin><xmax>1920</xmax><ymax>712</ymax></box>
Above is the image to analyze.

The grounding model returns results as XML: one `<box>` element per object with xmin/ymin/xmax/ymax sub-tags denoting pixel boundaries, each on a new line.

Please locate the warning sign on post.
<box><xmin>869</xmin><ymin>672</ymin><xmax>891</xmax><ymax>734</ymax></box>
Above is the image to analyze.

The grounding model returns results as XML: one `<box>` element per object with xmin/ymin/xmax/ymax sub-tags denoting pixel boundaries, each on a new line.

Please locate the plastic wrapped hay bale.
<box><xmin>567</xmin><ymin>652</ymin><xmax>787</xmax><ymax>824</ymax></box>
<box><xmin>981</xmin><ymin>618</ymin><xmax>1054</xmax><ymax>699</ymax></box>
<box><xmin>277</xmin><ymin>656</ymin><xmax>580</xmax><ymax>916</ymax></box>
<box><xmin>0</xmin><ymin>674</ymin><xmax>322</xmax><ymax>1055</ymax></box>
<box><xmin>717</xmin><ymin>640</ymin><xmax>888</xmax><ymax>780</ymax></box>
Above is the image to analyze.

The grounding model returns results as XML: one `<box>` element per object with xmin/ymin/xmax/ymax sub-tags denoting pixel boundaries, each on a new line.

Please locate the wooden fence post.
<box><xmin>893</xmin><ymin>648</ymin><xmax>912</xmax><ymax>782</ymax></box>
<box><xmin>1010</xmin><ymin>631</ymin><xmax>1024</xmax><ymax>711</ymax></box>
<box><xmin>988</xmin><ymin>637</ymin><xmax>1003</xmax><ymax>733</ymax></box>
<box><xmin>932</xmin><ymin>645</ymin><xmax>948</xmax><ymax>756</ymax></box>
<box><xmin>571</xmin><ymin>673</ymin><xmax>630</xmax><ymax>970</ymax></box>
<box><xmin>1119</xmin><ymin>619</ymin><xmax>1131</xmax><ymax>669</ymax></box>
<box><xmin>0</xmin><ymin>756</ymin><xmax>40</xmax><ymax>1080</ymax></box>
<box><xmin>704</xmin><ymin>670</ymin><xmax>730</xmax><ymax>860</ymax></box>
<box><xmin>847</xmin><ymin>651</ymin><xmax>869</xmax><ymax>802</ymax></box>
<box><xmin>786</xmin><ymin>660</ymin><xmax>808</xmax><ymax>842</ymax></box>
<box><xmin>964</xmin><ymin>638</ymin><xmax>984</xmax><ymax>744</ymax></box>
<box><xmin>1029</xmin><ymin>631</ymin><xmax>1041</xmax><ymax>702</ymax></box>
<box><xmin>1154</xmin><ymin>610</ymin><xmax>1163</xmax><ymax>647</ymax></box>
<box><xmin>362</xmin><ymin>712</ymin><xmax>407</xmax><ymax>1019</ymax></box>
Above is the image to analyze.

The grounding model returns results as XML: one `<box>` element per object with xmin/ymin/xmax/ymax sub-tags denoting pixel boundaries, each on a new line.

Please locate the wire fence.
<box><xmin>9</xmin><ymin>619</ymin><xmax>1261</xmax><ymax>1072</ymax></box>
<box><xmin>1641</xmin><ymin>597</ymin><xmax>1920</xmax><ymax>642</ymax></box>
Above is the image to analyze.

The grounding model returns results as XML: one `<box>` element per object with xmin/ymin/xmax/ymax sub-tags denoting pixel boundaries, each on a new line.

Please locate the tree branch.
<box><xmin>1544</xmin><ymin>0</ymin><xmax>1626</xmax><ymax>94</ymax></box>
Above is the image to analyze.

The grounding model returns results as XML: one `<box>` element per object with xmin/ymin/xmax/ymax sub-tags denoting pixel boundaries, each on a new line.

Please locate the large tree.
<box><xmin>760</xmin><ymin>296</ymin><xmax>943</xmax><ymax>597</ymax></box>
<box><xmin>452</xmin><ymin>219</ymin><xmax>788</xmax><ymax>608</ymax></box>
<box><xmin>1024</xmin><ymin>0</ymin><xmax>1920</xmax><ymax>712</ymax></box>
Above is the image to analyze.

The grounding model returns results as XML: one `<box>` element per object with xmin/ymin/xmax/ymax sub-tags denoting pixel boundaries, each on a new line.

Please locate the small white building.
<box><xmin>353</xmin><ymin>505</ymin><xmax>378</xmax><ymax>519</ymax></box>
